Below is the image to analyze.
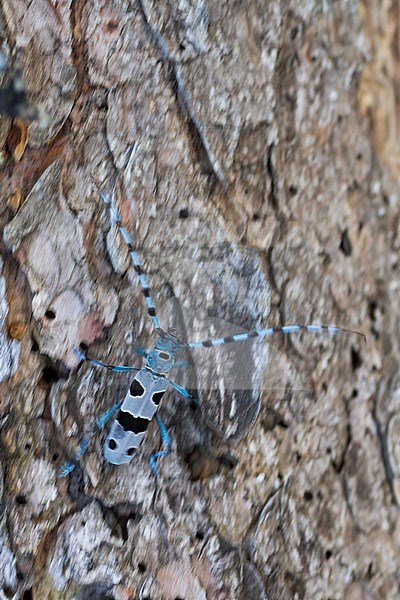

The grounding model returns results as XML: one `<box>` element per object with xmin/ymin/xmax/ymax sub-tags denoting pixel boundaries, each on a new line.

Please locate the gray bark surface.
<box><xmin>0</xmin><ymin>1</ymin><xmax>399</xmax><ymax>599</ymax></box>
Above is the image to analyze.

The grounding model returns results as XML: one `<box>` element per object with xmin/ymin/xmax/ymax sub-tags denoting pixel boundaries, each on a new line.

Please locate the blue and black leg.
<box><xmin>167</xmin><ymin>377</ymin><xmax>200</xmax><ymax>407</ymax></box>
<box><xmin>58</xmin><ymin>400</ymin><xmax>124</xmax><ymax>478</ymax></box>
<box><xmin>74</xmin><ymin>348</ymin><xmax>141</xmax><ymax>373</ymax></box>
<box><xmin>149</xmin><ymin>415</ymin><xmax>172</xmax><ymax>480</ymax></box>
<box><xmin>58</xmin><ymin>438</ymin><xmax>91</xmax><ymax>478</ymax></box>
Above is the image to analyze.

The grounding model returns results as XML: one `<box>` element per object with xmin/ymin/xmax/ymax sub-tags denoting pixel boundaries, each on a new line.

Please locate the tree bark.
<box><xmin>0</xmin><ymin>1</ymin><xmax>399</xmax><ymax>599</ymax></box>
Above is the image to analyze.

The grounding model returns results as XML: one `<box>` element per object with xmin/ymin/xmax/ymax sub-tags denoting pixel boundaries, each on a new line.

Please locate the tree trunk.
<box><xmin>0</xmin><ymin>1</ymin><xmax>399</xmax><ymax>599</ymax></box>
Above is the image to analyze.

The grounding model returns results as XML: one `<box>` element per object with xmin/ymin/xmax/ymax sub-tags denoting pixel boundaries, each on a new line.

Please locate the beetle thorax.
<box><xmin>145</xmin><ymin>328</ymin><xmax>182</xmax><ymax>374</ymax></box>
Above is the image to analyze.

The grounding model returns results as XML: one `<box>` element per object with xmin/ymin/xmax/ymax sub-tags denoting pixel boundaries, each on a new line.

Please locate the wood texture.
<box><xmin>0</xmin><ymin>1</ymin><xmax>399</xmax><ymax>598</ymax></box>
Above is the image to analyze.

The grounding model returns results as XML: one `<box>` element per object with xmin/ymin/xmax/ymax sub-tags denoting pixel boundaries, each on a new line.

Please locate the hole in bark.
<box><xmin>263</xmin><ymin>408</ymin><xmax>288</xmax><ymax>430</ymax></box>
<box><xmin>105</xmin><ymin>19</ymin><xmax>119</xmax><ymax>33</ymax></box>
<box><xmin>96</xmin><ymin>95</ymin><xmax>108</xmax><ymax>110</ymax></box>
<box><xmin>40</xmin><ymin>357</ymin><xmax>70</xmax><ymax>387</ymax></box>
<box><xmin>42</xmin><ymin>365</ymin><xmax>64</xmax><ymax>383</ymax></box>
<box><xmin>288</xmin><ymin>185</ymin><xmax>297</xmax><ymax>196</ymax></box>
<box><xmin>15</xmin><ymin>494</ymin><xmax>27</xmax><ymax>505</ymax></box>
<box><xmin>303</xmin><ymin>490</ymin><xmax>313</xmax><ymax>501</ymax></box>
<box><xmin>339</xmin><ymin>229</ymin><xmax>352</xmax><ymax>256</ymax></box>
<box><xmin>252</xmin><ymin>212</ymin><xmax>260</xmax><ymax>221</ymax></box>
<box><xmin>138</xmin><ymin>563</ymin><xmax>147</xmax><ymax>573</ymax></box>
<box><xmin>44</xmin><ymin>310</ymin><xmax>56</xmax><ymax>319</ymax></box>
<box><xmin>325</xmin><ymin>549</ymin><xmax>332</xmax><ymax>559</ymax></box>
<box><xmin>179</xmin><ymin>208</ymin><xmax>189</xmax><ymax>219</ymax></box>
<box><xmin>218</xmin><ymin>453</ymin><xmax>238</xmax><ymax>470</ymax></box>
<box><xmin>31</xmin><ymin>340</ymin><xmax>39</xmax><ymax>352</ymax></box>
<box><xmin>22</xmin><ymin>590</ymin><xmax>33</xmax><ymax>600</ymax></box>
<box><xmin>79</xmin><ymin>342</ymin><xmax>89</xmax><ymax>352</ymax></box>
<box><xmin>351</xmin><ymin>348</ymin><xmax>362</xmax><ymax>371</ymax></box>
<box><xmin>195</xmin><ymin>530</ymin><xmax>204</xmax><ymax>540</ymax></box>
<box><xmin>368</xmin><ymin>300</ymin><xmax>378</xmax><ymax>321</ymax></box>
<box><xmin>42</xmin><ymin>366</ymin><xmax>59</xmax><ymax>384</ymax></box>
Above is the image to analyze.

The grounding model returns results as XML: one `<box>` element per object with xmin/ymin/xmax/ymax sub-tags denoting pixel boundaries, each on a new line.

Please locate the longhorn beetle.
<box><xmin>58</xmin><ymin>191</ymin><xmax>365</xmax><ymax>479</ymax></box>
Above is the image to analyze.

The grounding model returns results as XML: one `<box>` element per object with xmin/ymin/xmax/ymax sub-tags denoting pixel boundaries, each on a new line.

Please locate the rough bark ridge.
<box><xmin>0</xmin><ymin>1</ymin><xmax>399</xmax><ymax>599</ymax></box>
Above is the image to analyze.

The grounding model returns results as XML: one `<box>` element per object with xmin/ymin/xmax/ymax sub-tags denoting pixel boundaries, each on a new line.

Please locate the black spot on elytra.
<box><xmin>152</xmin><ymin>390</ymin><xmax>165</xmax><ymax>406</ymax></box>
<box><xmin>108</xmin><ymin>439</ymin><xmax>116</xmax><ymax>450</ymax></box>
<box><xmin>130</xmin><ymin>379</ymin><xmax>144</xmax><ymax>397</ymax></box>
<box><xmin>118</xmin><ymin>411</ymin><xmax>150</xmax><ymax>434</ymax></box>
